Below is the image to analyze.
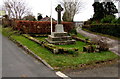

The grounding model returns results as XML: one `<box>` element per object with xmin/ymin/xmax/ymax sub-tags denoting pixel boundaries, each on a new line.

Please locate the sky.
<box><xmin>25</xmin><ymin>0</ymin><xmax>94</xmax><ymax>21</ymax></box>
<box><xmin>0</xmin><ymin>0</ymin><xmax>119</xmax><ymax>21</ymax></box>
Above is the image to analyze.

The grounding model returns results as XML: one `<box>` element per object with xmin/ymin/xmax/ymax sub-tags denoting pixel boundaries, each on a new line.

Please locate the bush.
<box><xmin>111</xmin><ymin>19</ymin><xmax>118</xmax><ymax>24</ymax></box>
<box><xmin>83</xmin><ymin>37</ymin><xmax>109</xmax><ymax>53</ymax></box>
<box><xmin>84</xmin><ymin>20</ymin><xmax>92</xmax><ymax>25</ymax></box>
<box><xmin>117</xmin><ymin>17</ymin><xmax>120</xmax><ymax>24</ymax></box>
<box><xmin>92</xmin><ymin>21</ymin><xmax>98</xmax><ymax>24</ymax></box>
<box><xmin>15</xmin><ymin>20</ymin><xmax>74</xmax><ymax>34</ymax></box>
<box><xmin>101</xmin><ymin>15</ymin><xmax>115</xmax><ymax>23</ymax></box>
<box><xmin>23</xmin><ymin>15</ymin><xmax>36</xmax><ymax>21</ymax></box>
<box><xmin>82</xmin><ymin>25</ymin><xmax>91</xmax><ymax>29</ymax></box>
<box><xmin>89</xmin><ymin>24</ymin><xmax>120</xmax><ymax>37</ymax></box>
<box><xmin>91</xmin><ymin>37</ymin><xmax>109</xmax><ymax>51</ymax></box>
<box><xmin>69</xmin><ymin>28</ymin><xmax>77</xmax><ymax>35</ymax></box>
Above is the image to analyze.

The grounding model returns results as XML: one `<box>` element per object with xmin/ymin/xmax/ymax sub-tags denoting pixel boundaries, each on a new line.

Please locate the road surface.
<box><xmin>1</xmin><ymin>34</ymin><xmax>59</xmax><ymax>77</ymax></box>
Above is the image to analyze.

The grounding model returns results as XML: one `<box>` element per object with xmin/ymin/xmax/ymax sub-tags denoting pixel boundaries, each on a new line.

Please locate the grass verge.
<box><xmin>1</xmin><ymin>27</ymin><xmax>119</xmax><ymax>70</ymax></box>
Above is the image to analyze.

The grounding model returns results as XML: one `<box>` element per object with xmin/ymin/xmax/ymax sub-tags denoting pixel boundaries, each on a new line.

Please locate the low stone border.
<box><xmin>71</xmin><ymin>35</ymin><xmax>86</xmax><ymax>42</ymax></box>
<box><xmin>9</xmin><ymin>37</ymin><xmax>54</xmax><ymax>71</ymax></box>
<box><xmin>22</xmin><ymin>34</ymin><xmax>78</xmax><ymax>54</ymax></box>
<box><xmin>7</xmin><ymin>35</ymin><xmax>119</xmax><ymax>71</ymax></box>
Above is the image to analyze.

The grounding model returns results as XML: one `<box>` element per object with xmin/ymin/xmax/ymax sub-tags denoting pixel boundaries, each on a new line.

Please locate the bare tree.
<box><xmin>60</xmin><ymin>0</ymin><xmax>83</xmax><ymax>22</ymax></box>
<box><xmin>3</xmin><ymin>0</ymin><xmax>31</xmax><ymax>19</ymax></box>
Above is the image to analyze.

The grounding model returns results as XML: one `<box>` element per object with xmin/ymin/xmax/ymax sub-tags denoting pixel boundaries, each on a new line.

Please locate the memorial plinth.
<box><xmin>46</xmin><ymin>32</ymin><xmax>75</xmax><ymax>45</ymax></box>
<box><xmin>46</xmin><ymin>4</ymin><xmax>76</xmax><ymax>45</ymax></box>
<box><xmin>46</xmin><ymin>24</ymin><xmax>76</xmax><ymax>45</ymax></box>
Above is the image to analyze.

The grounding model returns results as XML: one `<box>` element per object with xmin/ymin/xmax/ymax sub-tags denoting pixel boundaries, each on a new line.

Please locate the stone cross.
<box><xmin>55</xmin><ymin>4</ymin><xmax>63</xmax><ymax>24</ymax></box>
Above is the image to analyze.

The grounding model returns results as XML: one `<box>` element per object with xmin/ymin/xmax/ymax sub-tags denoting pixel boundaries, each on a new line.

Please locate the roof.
<box><xmin>40</xmin><ymin>17</ymin><xmax>56</xmax><ymax>21</ymax></box>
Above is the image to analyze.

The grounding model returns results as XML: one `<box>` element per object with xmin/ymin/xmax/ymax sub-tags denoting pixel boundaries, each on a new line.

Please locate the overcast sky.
<box><xmin>0</xmin><ymin>0</ymin><xmax>119</xmax><ymax>21</ymax></box>
<box><xmin>24</xmin><ymin>0</ymin><xmax>94</xmax><ymax>21</ymax></box>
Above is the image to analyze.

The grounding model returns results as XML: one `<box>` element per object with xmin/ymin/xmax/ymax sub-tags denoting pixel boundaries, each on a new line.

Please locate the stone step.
<box><xmin>48</xmin><ymin>35</ymin><xmax>72</xmax><ymax>41</ymax></box>
<box><xmin>46</xmin><ymin>38</ymin><xmax>76</xmax><ymax>45</ymax></box>
<box><xmin>51</xmin><ymin>32</ymin><xmax>68</xmax><ymax>37</ymax></box>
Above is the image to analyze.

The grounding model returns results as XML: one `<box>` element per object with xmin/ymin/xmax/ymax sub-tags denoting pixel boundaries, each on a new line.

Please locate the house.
<box><xmin>74</xmin><ymin>21</ymin><xmax>84</xmax><ymax>27</ymax></box>
<box><xmin>40</xmin><ymin>16</ymin><xmax>56</xmax><ymax>22</ymax></box>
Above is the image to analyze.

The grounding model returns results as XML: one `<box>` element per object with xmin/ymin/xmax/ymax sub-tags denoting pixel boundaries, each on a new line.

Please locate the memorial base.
<box><xmin>46</xmin><ymin>32</ymin><xmax>76</xmax><ymax>45</ymax></box>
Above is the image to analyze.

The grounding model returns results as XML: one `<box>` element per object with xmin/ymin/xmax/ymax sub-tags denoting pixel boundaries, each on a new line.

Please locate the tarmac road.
<box><xmin>1</xmin><ymin>34</ymin><xmax>59</xmax><ymax>78</ymax></box>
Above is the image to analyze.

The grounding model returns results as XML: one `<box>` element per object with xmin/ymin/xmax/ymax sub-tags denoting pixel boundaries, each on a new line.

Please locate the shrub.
<box><xmin>15</xmin><ymin>20</ymin><xmax>74</xmax><ymax>34</ymax></box>
<box><xmin>92</xmin><ymin>21</ymin><xmax>98</xmax><ymax>24</ymax></box>
<box><xmin>84</xmin><ymin>20</ymin><xmax>92</xmax><ymax>25</ymax></box>
<box><xmin>101</xmin><ymin>15</ymin><xmax>115</xmax><ymax>23</ymax></box>
<box><xmin>23</xmin><ymin>15</ymin><xmax>36</xmax><ymax>21</ymax></box>
<box><xmin>82</xmin><ymin>25</ymin><xmax>91</xmax><ymax>29</ymax></box>
<box><xmin>91</xmin><ymin>37</ymin><xmax>109</xmax><ymax>51</ymax></box>
<box><xmin>69</xmin><ymin>28</ymin><xmax>77</xmax><ymax>35</ymax></box>
<box><xmin>117</xmin><ymin>17</ymin><xmax>120</xmax><ymax>24</ymax></box>
<box><xmin>89</xmin><ymin>24</ymin><xmax>120</xmax><ymax>37</ymax></box>
<box><xmin>83</xmin><ymin>37</ymin><xmax>109</xmax><ymax>53</ymax></box>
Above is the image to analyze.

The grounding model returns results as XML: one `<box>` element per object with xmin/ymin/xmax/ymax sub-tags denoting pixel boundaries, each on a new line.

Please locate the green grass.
<box><xmin>34</xmin><ymin>36</ymin><xmax>47</xmax><ymax>41</ymax></box>
<box><xmin>56</xmin><ymin>41</ymin><xmax>86</xmax><ymax>52</ymax></box>
<box><xmin>76</xmin><ymin>33</ymin><xmax>88</xmax><ymax>40</ymax></box>
<box><xmin>10</xmin><ymin>35</ymin><xmax>120</xmax><ymax>67</ymax></box>
<box><xmin>1</xmin><ymin>27</ymin><xmax>119</xmax><ymax>69</ymax></box>
<box><xmin>11</xmin><ymin>34</ymin><xmax>119</xmax><ymax>67</ymax></box>
<box><xmin>0</xmin><ymin>26</ymin><xmax>19</xmax><ymax>37</ymax></box>
<box><xmin>34</xmin><ymin>36</ymin><xmax>86</xmax><ymax>52</ymax></box>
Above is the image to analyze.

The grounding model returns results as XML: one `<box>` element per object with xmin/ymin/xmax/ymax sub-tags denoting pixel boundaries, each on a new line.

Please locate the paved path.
<box><xmin>77</xmin><ymin>27</ymin><xmax>120</xmax><ymax>56</ymax></box>
<box><xmin>1</xmin><ymin>34</ymin><xmax>59</xmax><ymax>77</ymax></box>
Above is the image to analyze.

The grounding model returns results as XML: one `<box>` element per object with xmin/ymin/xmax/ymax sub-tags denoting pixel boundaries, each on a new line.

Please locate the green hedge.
<box><xmin>89</xmin><ymin>24</ymin><xmax>120</xmax><ymax>37</ymax></box>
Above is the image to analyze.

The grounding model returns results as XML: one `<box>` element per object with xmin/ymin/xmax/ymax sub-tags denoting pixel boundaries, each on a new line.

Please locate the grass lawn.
<box><xmin>11</xmin><ymin>35</ymin><xmax>120</xmax><ymax>67</ymax></box>
<box><xmin>34</xmin><ymin>36</ymin><xmax>86</xmax><ymax>52</ymax></box>
<box><xmin>34</xmin><ymin>36</ymin><xmax>47</xmax><ymax>41</ymax></box>
<box><xmin>76</xmin><ymin>33</ymin><xmax>88</xmax><ymax>40</ymax></box>
<box><xmin>1</xmin><ymin>27</ymin><xmax>119</xmax><ymax>69</ymax></box>
<box><xmin>56</xmin><ymin>41</ymin><xmax>85</xmax><ymax>52</ymax></box>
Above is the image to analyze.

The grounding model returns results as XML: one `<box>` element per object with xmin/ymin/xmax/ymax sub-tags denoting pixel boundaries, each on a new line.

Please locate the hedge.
<box><xmin>15</xmin><ymin>20</ymin><xmax>74</xmax><ymax>34</ymax></box>
<box><xmin>87</xmin><ymin>24</ymin><xmax>120</xmax><ymax>37</ymax></box>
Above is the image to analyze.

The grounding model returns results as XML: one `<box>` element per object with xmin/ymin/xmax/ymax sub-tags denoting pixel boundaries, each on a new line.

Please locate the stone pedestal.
<box><xmin>46</xmin><ymin>24</ymin><xmax>76</xmax><ymax>45</ymax></box>
<box><xmin>55</xmin><ymin>24</ymin><xmax>64</xmax><ymax>32</ymax></box>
